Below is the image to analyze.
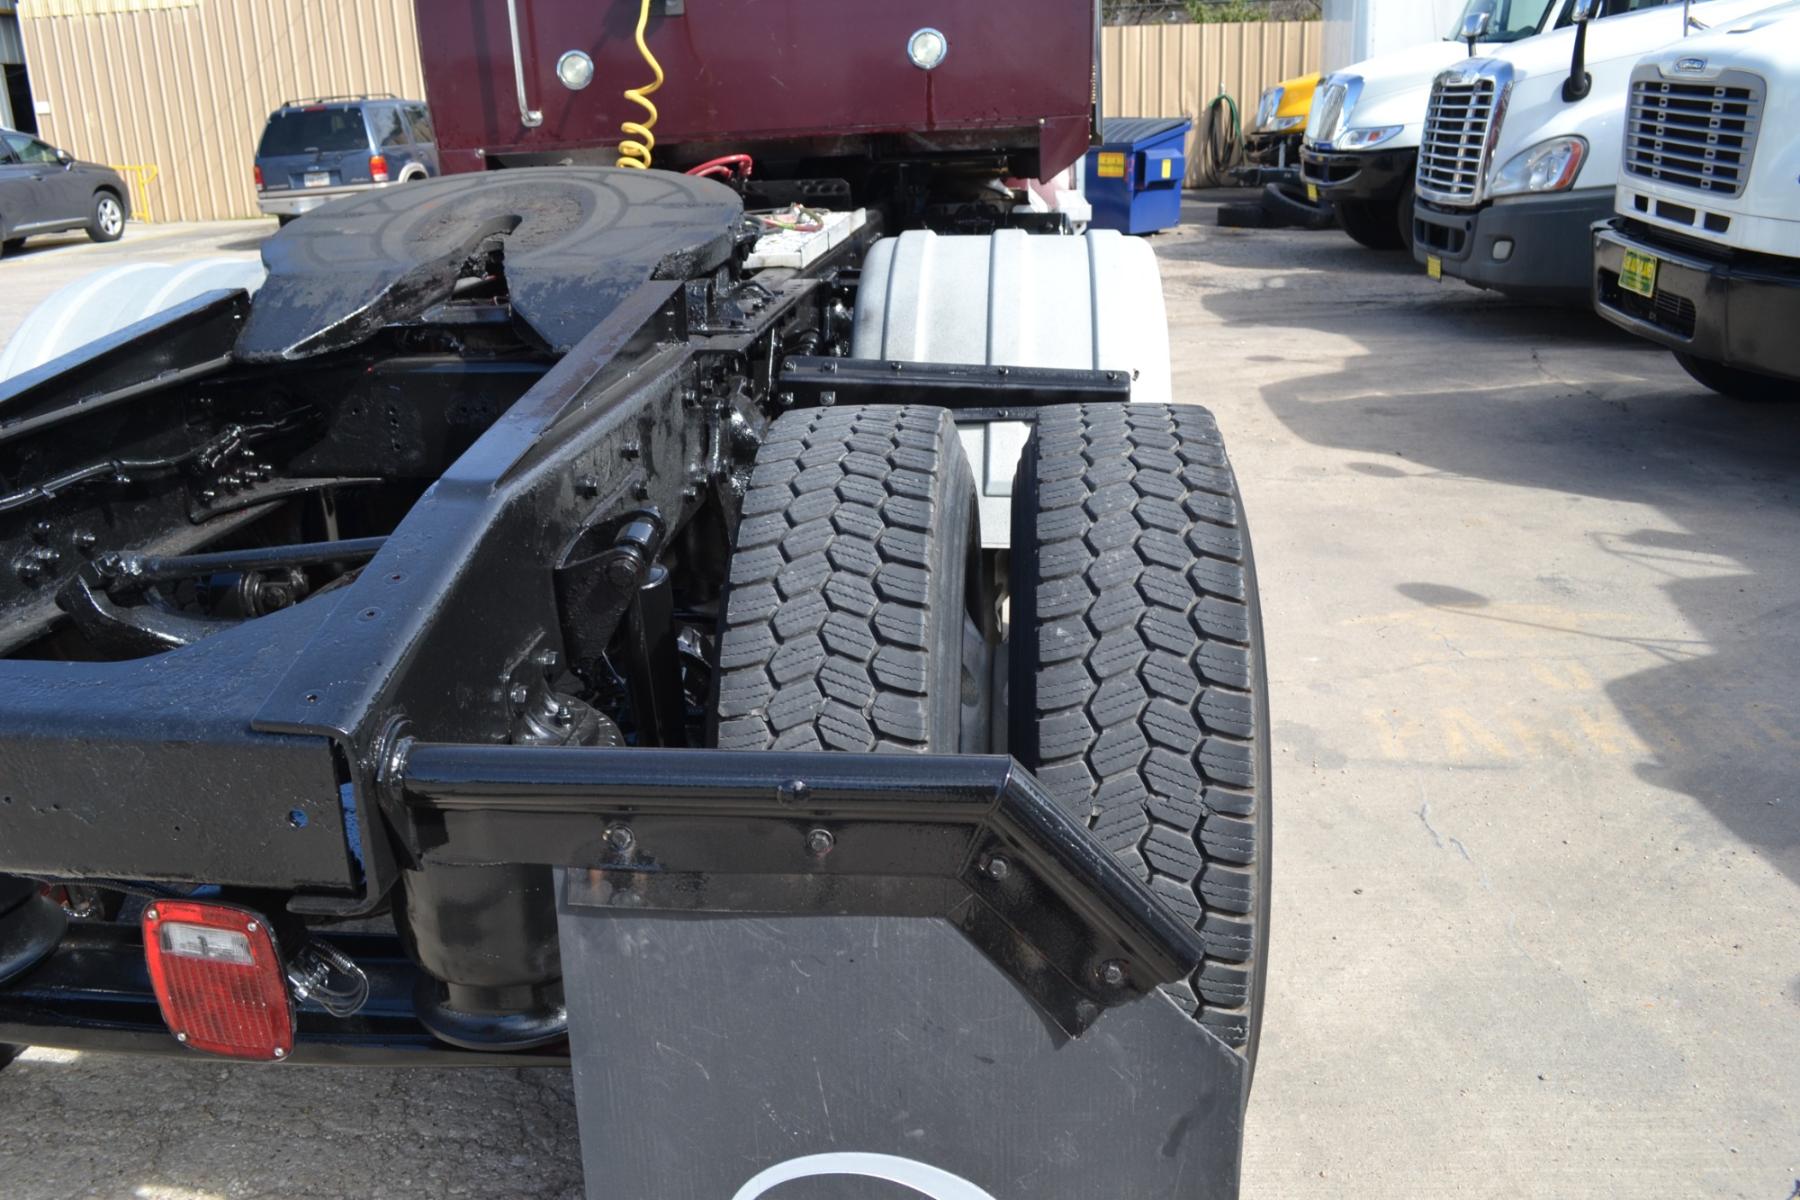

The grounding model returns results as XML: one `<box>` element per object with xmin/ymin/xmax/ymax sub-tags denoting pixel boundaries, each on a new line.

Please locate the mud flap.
<box><xmin>556</xmin><ymin>892</ymin><xmax>1247</xmax><ymax>1200</ymax></box>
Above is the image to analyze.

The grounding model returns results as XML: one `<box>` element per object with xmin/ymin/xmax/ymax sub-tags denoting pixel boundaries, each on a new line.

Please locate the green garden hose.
<box><xmin>1196</xmin><ymin>91</ymin><xmax>1245</xmax><ymax>187</ymax></box>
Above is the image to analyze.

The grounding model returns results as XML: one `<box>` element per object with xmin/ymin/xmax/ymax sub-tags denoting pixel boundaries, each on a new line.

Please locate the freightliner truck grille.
<box><xmin>1624</xmin><ymin>68</ymin><xmax>1764</xmax><ymax>198</ymax></box>
<box><xmin>1417</xmin><ymin>62</ymin><xmax>1511</xmax><ymax>207</ymax></box>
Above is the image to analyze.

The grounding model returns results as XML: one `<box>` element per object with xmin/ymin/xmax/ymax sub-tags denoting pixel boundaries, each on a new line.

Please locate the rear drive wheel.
<box><xmin>1333</xmin><ymin>194</ymin><xmax>1404</xmax><ymax>250</ymax></box>
<box><xmin>1009</xmin><ymin>403</ymin><xmax>1272</xmax><ymax>1073</ymax></box>
<box><xmin>86</xmin><ymin>192</ymin><xmax>125</xmax><ymax>243</ymax></box>
<box><xmin>715</xmin><ymin>405</ymin><xmax>985</xmax><ymax>754</ymax></box>
<box><xmin>1674</xmin><ymin>353</ymin><xmax>1795</xmax><ymax>403</ymax></box>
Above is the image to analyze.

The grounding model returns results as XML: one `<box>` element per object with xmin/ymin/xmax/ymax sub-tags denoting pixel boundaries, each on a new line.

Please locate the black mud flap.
<box><xmin>556</xmin><ymin>902</ymin><xmax>1246</xmax><ymax>1200</ymax></box>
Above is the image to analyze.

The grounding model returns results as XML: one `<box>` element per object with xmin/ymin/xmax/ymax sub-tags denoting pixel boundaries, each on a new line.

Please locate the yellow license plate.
<box><xmin>1306</xmin><ymin>183</ymin><xmax>1319</xmax><ymax>202</ymax></box>
<box><xmin>1427</xmin><ymin>254</ymin><xmax>1442</xmax><ymax>281</ymax></box>
<box><xmin>1620</xmin><ymin>248</ymin><xmax>1659</xmax><ymax>299</ymax></box>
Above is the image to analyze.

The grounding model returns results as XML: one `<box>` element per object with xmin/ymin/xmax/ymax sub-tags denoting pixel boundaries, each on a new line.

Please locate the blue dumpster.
<box><xmin>1085</xmin><ymin>116</ymin><xmax>1191</xmax><ymax>235</ymax></box>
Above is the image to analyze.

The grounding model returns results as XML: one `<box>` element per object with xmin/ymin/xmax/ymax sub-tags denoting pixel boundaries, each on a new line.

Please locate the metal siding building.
<box><xmin>18</xmin><ymin>0</ymin><xmax>423</xmax><ymax>221</ymax></box>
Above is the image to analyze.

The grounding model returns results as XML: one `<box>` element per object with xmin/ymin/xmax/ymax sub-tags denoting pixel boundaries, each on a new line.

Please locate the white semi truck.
<box><xmin>1411</xmin><ymin>0</ymin><xmax>1784</xmax><ymax>299</ymax></box>
<box><xmin>1592</xmin><ymin>5</ymin><xmax>1800</xmax><ymax>398</ymax></box>
<box><xmin>1301</xmin><ymin>0</ymin><xmax>1676</xmax><ymax>251</ymax></box>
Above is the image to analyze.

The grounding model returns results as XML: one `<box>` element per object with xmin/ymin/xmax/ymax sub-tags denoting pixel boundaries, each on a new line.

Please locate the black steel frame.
<box><xmin>0</xmin><ymin>173</ymin><xmax>1196</xmax><ymax>1057</ymax></box>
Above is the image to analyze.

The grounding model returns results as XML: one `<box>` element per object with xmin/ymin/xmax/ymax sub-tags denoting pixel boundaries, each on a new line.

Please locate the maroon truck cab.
<box><xmin>417</xmin><ymin>1</ymin><xmax>1097</xmax><ymax>182</ymax></box>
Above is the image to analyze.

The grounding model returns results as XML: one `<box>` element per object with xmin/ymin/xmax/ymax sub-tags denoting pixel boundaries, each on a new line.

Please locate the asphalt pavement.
<box><xmin>0</xmin><ymin>198</ymin><xmax>1794</xmax><ymax>1199</ymax></box>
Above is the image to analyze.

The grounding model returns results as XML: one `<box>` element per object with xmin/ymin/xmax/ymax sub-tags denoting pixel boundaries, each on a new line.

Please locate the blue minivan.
<box><xmin>254</xmin><ymin>95</ymin><xmax>438</xmax><ymax>225</ymax></box>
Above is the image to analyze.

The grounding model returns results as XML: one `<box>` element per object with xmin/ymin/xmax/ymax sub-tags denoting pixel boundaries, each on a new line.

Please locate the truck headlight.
<box><xmin>1254</xmin><ymin>87</ymin><xmax>1283</xmax><ymax>133</ymax></box>
<box><xmin>1305</xmin><ymin>74</ymin><xmax>1364</xmax><ymax>146</ymax></box>
<box><xmin>1337</xmin><ymin>125</ymin><xmax>1402</xmax><ymax>150</ymax></box>
<box><xmin>1489</xmin><ymin>136</ymin><xmax>1587</xmax><ymax>196</ymax></box>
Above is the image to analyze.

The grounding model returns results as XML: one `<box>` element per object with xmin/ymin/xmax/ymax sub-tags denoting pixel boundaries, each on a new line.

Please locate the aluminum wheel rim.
<box><xmin>98</xmin><ymin>198</ymin><xmax>123</xmax><ymax>236</ymax></box>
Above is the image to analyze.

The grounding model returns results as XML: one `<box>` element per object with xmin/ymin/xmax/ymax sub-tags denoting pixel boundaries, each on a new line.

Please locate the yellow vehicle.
<box><xmin>1247</xmin><ymin>71</ymin><xmax>1319</xmax><ymax>170</ymax></box>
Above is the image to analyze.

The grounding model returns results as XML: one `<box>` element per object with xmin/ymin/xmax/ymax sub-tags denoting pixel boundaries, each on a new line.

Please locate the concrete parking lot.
<box><xmin>0</xmin><ymin>198</ymin><xmax>1795</xmax><ymax>1200</ymax></box>
<box><xmin>0</xmin><ymin>220</ymin><xmax>274</xmax><ymax>337</ymax></box>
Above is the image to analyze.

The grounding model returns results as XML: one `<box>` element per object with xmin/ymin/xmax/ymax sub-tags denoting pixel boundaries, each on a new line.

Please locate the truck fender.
<box><xmin>0</xmin><ymin>257</ymin><xmax>268</xmax><ymax>382</ymax></box>
<box><xmin>851</xmin><ymin>228</ymin><xmax>1172</xmax><ymax>547</ymax></box>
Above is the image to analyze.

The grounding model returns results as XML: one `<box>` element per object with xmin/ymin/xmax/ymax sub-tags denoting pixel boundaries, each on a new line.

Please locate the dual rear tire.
<box><xmin>714</xmin><ymin>402</ymin><xmax>1271</xmax><ymax>1066</ymax></box>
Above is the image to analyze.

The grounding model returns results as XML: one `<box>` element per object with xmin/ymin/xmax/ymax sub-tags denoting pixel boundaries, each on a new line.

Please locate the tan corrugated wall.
<box><xmin>19</xmin><ymin>0</ymin><xmax>423</xmax><ymax>222</ymax></box>
<box><xmin>1103</xmin><ymin>21</ymin><xmax>1322</xmax><ymax>186</ymax></box>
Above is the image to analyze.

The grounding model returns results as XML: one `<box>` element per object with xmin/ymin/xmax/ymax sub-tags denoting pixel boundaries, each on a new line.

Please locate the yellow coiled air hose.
<box><xmin>616</xmin><ymin>0</ymin><xmax>663</xmax><ymax>169</ymax></box>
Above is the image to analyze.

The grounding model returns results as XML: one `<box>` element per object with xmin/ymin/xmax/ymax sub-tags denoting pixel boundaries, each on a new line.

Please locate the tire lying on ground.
<box><xmin>1008</xmin><ymin>403</ymin><xmax>1272</xmax><ymax>1068</ymax></box>
<box><xmin>715</xmin><ymin>404</ymin><xmax>985</xmax><ymax>754</ymax></box>
<box><xmin>1259</xmin><ymin>182</ymin><xmax>1336</xmax><ymax>231</ymax></box>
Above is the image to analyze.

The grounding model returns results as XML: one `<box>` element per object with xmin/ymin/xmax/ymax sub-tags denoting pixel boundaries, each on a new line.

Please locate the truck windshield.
<box><xmin>258</xmin><ymin>108</ymin><xmax>369</xmax><ymax>157</ymax></box>
<box><xmin>1447</xmin><ymin>0</ymin><xmax>1683</xmax><ymax>41</ymax></box>
<box><xmin>1446</xmin><ymin>0</ymin><xmax>1562</xmax><ymax>41</ymax></box>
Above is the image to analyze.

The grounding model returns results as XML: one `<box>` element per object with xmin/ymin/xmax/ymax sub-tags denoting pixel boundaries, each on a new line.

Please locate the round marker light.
<box><xmin>908</xmin><ymin>28</ymin><xmax>948</xmax><ymax>71</ymax></box>
<box><xmin>557</xmin><ymin>50</ymin><xmax>595</xmax><ymax>91</ymax></box>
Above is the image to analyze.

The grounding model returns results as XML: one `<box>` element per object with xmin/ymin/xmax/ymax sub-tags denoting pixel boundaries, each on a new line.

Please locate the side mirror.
<box><xmin>55</xmin><ymin>149</ymin><xmax>73</xmax><ymax>166</ymax></box>
<box><xmin>1461</xmin><ymin>11</ymin><xmax>1492</xmax><ymax>54</ymax></box>
<box><xmin>1563</xmin><ymin>0</ymin><xmax>1597</xmax><ymax>101</ymax></box>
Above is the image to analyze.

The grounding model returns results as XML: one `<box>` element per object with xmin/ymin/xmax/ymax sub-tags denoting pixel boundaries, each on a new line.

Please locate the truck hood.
<box><xmin>1621</xmin><ymin>1</ymin><xmax>1800</xmax><ymax>240</ymax></box>
<box><xmin>1637</xmin><ymin>0</ymin><xmax>1800</xmax><ymax>76</ymax></box>
<box><xmin>1311</xmin><ymin>0</ymin><xmax>1793</xmax><ymax>152</ymax></box>
<box><xmin>1485</xmin><ymin>0</ymin><xmax>1794</xmax><ymax>190</ymax></box>
<box><xmin>1482</xmin><ymin>0</ymin><xmax>1788</xmax><ymax>84</ymax></box>
<box><xmin>1305</xmin><ymin>41</ymin><xmax>1469</xmax><ymax>148</ymax></box>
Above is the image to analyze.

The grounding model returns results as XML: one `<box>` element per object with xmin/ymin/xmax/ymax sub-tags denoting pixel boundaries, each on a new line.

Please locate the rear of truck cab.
<box><xmin>1592</xmin><ymin>6</ymin><xmax>1800</xmax><ymax>390</ymax></box>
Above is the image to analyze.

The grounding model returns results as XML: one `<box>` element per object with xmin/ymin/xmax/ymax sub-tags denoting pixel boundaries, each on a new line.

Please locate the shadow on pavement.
<box><xmin>1203</xmin><ymin>263</ymin><xmax>1800</xmax><ymax>886</ymax></box>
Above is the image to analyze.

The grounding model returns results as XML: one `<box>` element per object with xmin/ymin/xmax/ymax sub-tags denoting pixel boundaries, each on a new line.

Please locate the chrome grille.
<box><xmin>1623</xmin><ymin>68</ymin><xmax>1764</xmax><ymax>198</ymax></box>
<box><xmin>1417</xmin><ymin>64</ymin><xmax>1509</xmax><ymax>207</ymax></box>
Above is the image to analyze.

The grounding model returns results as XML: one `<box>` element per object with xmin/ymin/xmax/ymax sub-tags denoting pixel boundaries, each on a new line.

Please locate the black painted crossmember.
<box><xmin>777</xmin><ymin>355</ymin><xmax>1134</xmax><ymax>417</ymax></box>
<box><xmin>396</xmin><ymin>743</ymin><xmax>1204</xmax><ymax>1035</ymax></box>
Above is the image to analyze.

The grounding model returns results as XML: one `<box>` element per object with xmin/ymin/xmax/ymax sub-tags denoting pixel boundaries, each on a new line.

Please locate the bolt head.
<box><xmin>245</xmin><ymin>920</ymin><xmax>258</xmax><ymax>933</ymax></box>
<box><xmin>145</xmin><ymin>907</ymin><xmax>159</xmax><ymax>921</ymax></box>
<box><xmin>509</xmin><ymin>684</ymin><xmax>531</xmax><ymax>706</ymax></box>
<box><xmin>776</xmin><ymin>779</ymin><xmax>811</xmax><ymax>806</ymax></box>
<box><xmin>1099</xmin><ymin>960</ymin><xmax>1128</xmax><ymax>988</ymax></box>
<box><xmin>272</xmin><ymin>1047</ymin><xmax>286</xmax><ymax>1059</ymax></box>
<box><xmin>985</xmin><ymin>856</ymin><xmax>1011</xmax><ymax>882</ymax></box>
<box><xmin>174</xmin><ymin>1031</ymin><xmax>188</xmax><ymax>1043</ymax></box>
<box><xmin>606</xmin><ymin>824</ymin><xmax>635</xmax><ymax>853</ymax></box>
<box><xmin>805</xmin><ymin>828</ymin><xmax>835</xmax><ymax>857</ymax></box>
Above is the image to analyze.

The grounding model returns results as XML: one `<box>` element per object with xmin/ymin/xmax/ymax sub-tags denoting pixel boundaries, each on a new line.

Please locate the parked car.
<box><xmin>254</xmin><ymin>95</ymin><xmax>439</xmax><ymax>225</ymax></box>
<box><xmin>0</xmin><ymin>130</ymin><xmax>130</xmax><ymax>253</ymax></box>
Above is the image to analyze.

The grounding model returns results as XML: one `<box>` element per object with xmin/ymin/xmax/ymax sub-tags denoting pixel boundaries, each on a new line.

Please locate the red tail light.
<box><xmin>142</xmin><ymin>900</ymin><xmax>293</xmax><ymax>1062</ymax></box>
<box><xmin>254</xmin><ymin>164</ymin><xmax>264</xmax><ymax>191</ymax></box>
<box><xmin>369</xmin><ymin>154</ymin><xmax>389</xmax><ymax>183</ymax></box>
